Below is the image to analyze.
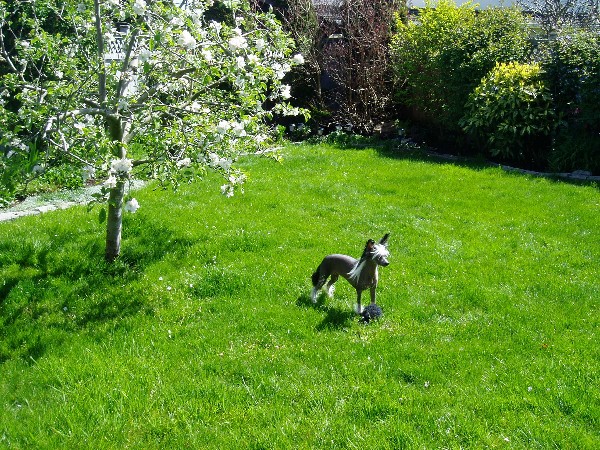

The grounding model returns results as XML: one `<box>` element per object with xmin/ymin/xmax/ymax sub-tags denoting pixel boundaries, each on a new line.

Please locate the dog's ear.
<box><xmin>379</xmin><ymin>233</ymin><xmax>390</xmax><ymax>246</ymax></box>
<box><xmin>360</xmin><ymin>239</ymin><xmax>375</xmax><ymax>259</ymax></box>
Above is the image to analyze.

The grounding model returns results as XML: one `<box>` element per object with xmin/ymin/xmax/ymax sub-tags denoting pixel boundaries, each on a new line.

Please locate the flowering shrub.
<box><xmin>390</xmin><ymin>1</ymin><xmax>530</xmax><ymax>138</ymax></box>
<box><xmin>0</xmin><ymin>0</ymin><xmax>304</xmax><ymax>260</ymax></box>
<box><xmin>460</xmin><ymin>62</ymin><xmax>556</xmax><ymax>166</ymax></box>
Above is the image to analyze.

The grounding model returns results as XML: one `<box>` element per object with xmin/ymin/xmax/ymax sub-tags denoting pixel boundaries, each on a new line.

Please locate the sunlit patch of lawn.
<box><xmin>1</xmin><ymin>141</ymin><xmax>598</xmax><ymax>448</ymax></box>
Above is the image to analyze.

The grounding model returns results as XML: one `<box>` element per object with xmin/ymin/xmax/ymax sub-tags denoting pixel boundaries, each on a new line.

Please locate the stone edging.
<box><xmin>418</xmin><ymin>148</ymin><xmax>600</xmax><ymax>182</ymax></box>
<box><xmin>0</xmin><ymin>201</ymin><xmax>86</xmax><ymax>222</ymax></box>
<box><xmin>0</xmin><ymin>181</ymin><xmax>146</xmax><ymax>223</ymax></box>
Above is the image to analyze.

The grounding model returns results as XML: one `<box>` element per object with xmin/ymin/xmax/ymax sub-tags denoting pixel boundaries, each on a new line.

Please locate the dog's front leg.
<box><xmin>370</xmin><ymin>286</ymin><xmax>377</xmax><ymax>305</ymax></box>
<box><xmin>356</xmin><ymin>290</ymin><xmax>363</xmax><ymax>314</ymax></box>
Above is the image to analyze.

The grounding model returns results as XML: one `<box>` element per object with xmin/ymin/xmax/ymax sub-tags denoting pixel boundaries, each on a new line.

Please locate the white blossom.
<box><xmin>132</xmin><ymin>0</ymin><xmax>147</xmax><ymax>16</ymax></box>
<box><xmin>272</xmin><ymin>63</ymin><xmax>289</xmax><ymax>80</ymax></box>
<box><xmin>178</xmin><ymin>30</ymin><xmax>197</xmax><ymax>50</ymax></box>
<box><xmin>118</xmin><ymin>98</ymin><xmax>129</xmax><ymax>111</ymax></box>
<box><xmin>138</xmin><ymin>49</ymin><xmax>153</xmax><ymax>63</ymax></box>
<box><xmin>189</xmin><ymin>9</ymin><xmax>203</xmax><ymax>26</ymax></box>
<box><xmin>218</xmin><ymin>158</ymin><xmax>232</xmax><ymax>171</ymax></box>
<box><xmin>209</xmin><ymin>21</ymin><xmax>222</xmax><ymax>34</ymax></box>
<box><xmin>104</xmin><ymin>33</ymin><xmax>116</xmax><ymax>46</ymax></box>
<box><xmin>229</xmin><ymin>34</ymin><xmax>247</xmax><ymax>51</ymax></box>
<box><xmin>170</xmin><ymin>16</ymin><xmax>184</xmax><ymax>27</ymax></box>
<box><xmin>216</xmin><ymin>120</ymin><xmax>230</xmax><ymax>134</ymax></box>
<box><xmin>177</xmin><ymin>157</ymin><xmax>192</xmax><ymax>168</ymax></box>
<box><xmin>280</xmin><ymin>85</ymin><xmax>291</xmax><ymax>99</ymax></box>
<box><xmin>221</xmin><ymin>184</ymin><xmax>234</xmax><ymax>197</ymax></box>
<box><xmin>10</xmin><ymin>139</ymin><xmax>28</xmax><ymax>152</ymax></box>
<box><xmin>292</xmin><ymin>54</ymin><xmax>305</xmax><ymax>65</ymax></box>
<box><xmin>111</xmin><ymin>158</ymin><xmax>133</xmax><ymax>174</ymax></box>
<box><xmin>82</xmin><ymin>165</ymin><xmax>96</xmax><ymax>182</ymax></box>
<box><xmin>229</xmin><ymin>173</ymin><xmax>246</xmax><ymax>185</ymax></box>
<box><xmin>124</xmin><ymin>198</ymin><xmax>140</xmax><ymax>213</ymax></box>
<box><xmin>208</xmin><ymin>152</ymin><xmax>221</xmax><ymax>166</ymax></box>
<box><xmin>201</xmin><ymin>49</ymin><xmax>213</xmax><ymax>62</ymax></box>
<box><xmin>104</xmin><ymin>175</ymin><xmax>117</xmax><ymax>189</ymax></box>
<box><xmin>231</xmin><ymin>121</ymin><xmax>246</xmax><ymax>137</ymax></box>
<box><xmin>6</xmin><ymin>0</ymin><xmax>307</xmax><ymax>234</ymax></box>
<box><xmin>206</xmin><ymin>152</ymin><xmax>232</xmax><ymax>171</ymax></box>
<box><xmin>285</xmin><ymin>107</ymin><xmax>301</xmax><ymax>116</ymax></box>
<box><xmin>233</xmin><ymin>76</ymin><xmax>246</xmax><ymax>88</ymax></box>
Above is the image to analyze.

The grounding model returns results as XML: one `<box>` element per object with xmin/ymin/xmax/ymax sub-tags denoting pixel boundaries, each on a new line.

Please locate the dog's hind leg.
<box><xmin>326</xmin><ymin>273</ymin><xmax>339</xmax><ymax>298</ymax></box>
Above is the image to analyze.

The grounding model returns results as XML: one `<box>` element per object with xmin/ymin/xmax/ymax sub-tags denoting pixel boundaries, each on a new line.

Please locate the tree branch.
<box><xmin>94</xmin><ymin>0</ymin><xmax>106</xmax><ymax>104</ymax></box>
<box><xmin>46</xmin><ymin>133</ymin><xmax>95</xmax><ymax>168</ymax></box>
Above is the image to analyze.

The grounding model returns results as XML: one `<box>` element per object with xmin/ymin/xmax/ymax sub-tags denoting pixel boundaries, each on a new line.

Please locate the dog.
<box><xmin>311</xmin><ymin>233</ymin><xmax>390</xmax><ymax>314</ymax></box>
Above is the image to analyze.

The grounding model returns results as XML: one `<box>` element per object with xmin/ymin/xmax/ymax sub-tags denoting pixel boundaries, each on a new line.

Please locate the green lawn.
<box><xmin>1</xmin><ymin>141</ymin><xmax>599</xmax><ymax>448</ymax></box>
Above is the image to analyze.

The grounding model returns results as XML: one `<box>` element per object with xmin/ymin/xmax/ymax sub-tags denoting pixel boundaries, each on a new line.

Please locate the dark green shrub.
<box><xmin>0</xmin><ymin>144</ymin><xmax>84</xmax><ymax>205</ymax></box>
<box><xmin>460</xmin><ymin>61</ymin><xmax>556</xmax><ymax>168</ymax></box>
<box><xmin>390</xmin><ymin>1</ymin><xmax>530</xmax><ymax>140</ymax></box>
<box><xmin>541</xmin><ymin>30</ymin><xmax>600</xmax><ymax>173</ymax></box>
<box><xmin>29</xmin><ymin>161</ymin><xmax>85</xmax><ymax>192</ymax></box>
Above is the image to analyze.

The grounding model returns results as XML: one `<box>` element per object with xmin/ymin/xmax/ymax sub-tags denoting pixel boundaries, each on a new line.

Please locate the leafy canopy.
<box><xmin>0</xmin><ymin>0</ymin><xmax>305</xmax><ymax>199</ymax></box>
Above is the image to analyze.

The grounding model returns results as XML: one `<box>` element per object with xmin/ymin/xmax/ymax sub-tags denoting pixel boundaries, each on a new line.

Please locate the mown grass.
<box><xmin>1</xmin><ymin>141</ymin><xmax>599</xmax><ymax>449</ymax></box>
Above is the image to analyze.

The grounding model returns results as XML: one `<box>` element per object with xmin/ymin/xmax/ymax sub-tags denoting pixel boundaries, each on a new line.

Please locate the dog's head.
<box><xmin>363</xmin><ymin>233</ymin><xmax>390</xmax><ymax>267</ymax></box>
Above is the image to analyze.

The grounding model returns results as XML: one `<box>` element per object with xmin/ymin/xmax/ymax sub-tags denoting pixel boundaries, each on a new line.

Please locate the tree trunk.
<box><xmin>104</xmin><ymin>121</ymin><xmax>126</xmax><ymax>262</ymax></box>
<box><xmin>105</xmin><ymin>180</ymin><xmax>125</xmax><ymax>262</ymax></box>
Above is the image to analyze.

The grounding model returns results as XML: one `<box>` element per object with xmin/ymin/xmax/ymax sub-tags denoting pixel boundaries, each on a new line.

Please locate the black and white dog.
<box><xmin>311</xmin><ymin>233</ymin><xmax>390</xmax><ymax>314</ymax></box>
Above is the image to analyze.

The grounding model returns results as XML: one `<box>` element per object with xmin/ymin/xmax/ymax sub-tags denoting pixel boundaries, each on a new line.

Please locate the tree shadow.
<box><xmin>0</xmin><ymin>278</ymin><xmax>19</xmax><ymax>306</ymax></box>
<box><xmin>0</xmin><ymin>217</ymin><xmax>200</xmax><ymax>363</ymax></box>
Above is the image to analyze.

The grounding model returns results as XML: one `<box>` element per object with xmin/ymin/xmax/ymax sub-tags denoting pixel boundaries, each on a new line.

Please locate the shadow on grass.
<box><xmin>316</xmin><ymin>307</ymin><xmax>356</xmax><ymax>331</ymax></box>
<box><xmin>373</xmin><ymin>139</ymin><xmax>600</xmax><ymax>190</ymax></box>
<box><xmin>0</xmin><ymin>217</ymin><xmax>199</xmax><ymax>363</ymax></box>
<box><xmin>296</xmin><ymin>293</ymin><xmax>357</xmax><ymax>331</ymax></box>
<box><xmin>373</xmin><ymin>140</ymin><xmax>490</xmax><ymax>170</ymax></box>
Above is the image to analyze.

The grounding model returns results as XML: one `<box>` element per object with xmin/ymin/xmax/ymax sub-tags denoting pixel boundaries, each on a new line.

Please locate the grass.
<box><xmin>1</xmin><ymin>141</ymin><xmax>599</xmax><ymax>448</ymax></box>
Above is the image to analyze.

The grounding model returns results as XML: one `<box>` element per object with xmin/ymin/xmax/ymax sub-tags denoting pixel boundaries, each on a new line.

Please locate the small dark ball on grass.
<box><xmin>360</xmin><ymin>303</ymin><xmax>382</xmax><ymax>323</ymax></box>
